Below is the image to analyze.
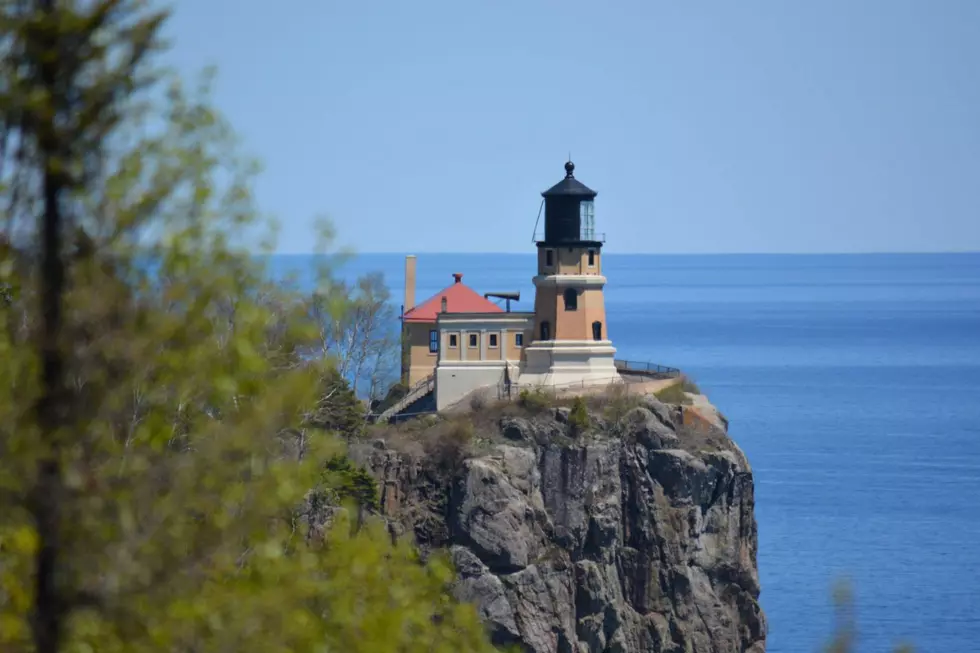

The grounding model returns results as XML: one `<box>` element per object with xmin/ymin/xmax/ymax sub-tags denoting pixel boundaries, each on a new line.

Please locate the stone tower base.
<box><xmin>517</xmin><ymin>339</ymin><xmax>619</xmax><ymax>388</ymax></box>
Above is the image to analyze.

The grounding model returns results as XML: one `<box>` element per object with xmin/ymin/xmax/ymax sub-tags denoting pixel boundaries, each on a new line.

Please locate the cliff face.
<box><xmin>351</xmin><ymin>393</ymin><xmax>767</xmax><ymax>653</ymax></box>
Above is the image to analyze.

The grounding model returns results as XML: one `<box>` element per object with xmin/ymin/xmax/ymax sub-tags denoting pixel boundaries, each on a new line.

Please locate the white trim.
<box><xmin>532</xmin><ymin>274</ymin><xmax>607</xmax><ymax>288</ymax></box>
<box><xmin>437</xmin><ymin>315</ymin><xmax>534</xmax><ymax>332</ymax></box>
<box><xmin>439</xmin><ymin>360</ymin><xmax>509</xmax><ymax>368</ymax></box>
<box><xmin>523</xmin><ymin>339</ymin><xmax>616</xmax><ymax>355</ymax></box>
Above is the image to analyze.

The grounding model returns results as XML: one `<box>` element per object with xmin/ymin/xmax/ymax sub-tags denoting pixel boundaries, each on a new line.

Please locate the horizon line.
<box><xmin>269</xmin><ymin>249</ymin><xmax>980</xmax><ymax>257</ymax></box>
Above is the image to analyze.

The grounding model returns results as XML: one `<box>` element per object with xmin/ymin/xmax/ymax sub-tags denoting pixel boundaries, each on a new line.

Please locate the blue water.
<box><xmin>273</xmin><ymin>251</ymin><xmax>980</xmax><ymax>653</ymax></box>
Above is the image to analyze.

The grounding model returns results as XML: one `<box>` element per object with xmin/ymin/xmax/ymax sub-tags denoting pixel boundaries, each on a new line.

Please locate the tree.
<box><xmin>310</xmin><ymin>271</ymin><xmax>401</xmax><ymax>402</ymax></box>
<box><xmin>0</xmin><ymin>2</ymin><xmax>497</xmax><ymax>652</ymax></box>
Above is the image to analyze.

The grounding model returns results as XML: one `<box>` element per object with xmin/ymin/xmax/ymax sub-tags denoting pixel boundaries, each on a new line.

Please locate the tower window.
<box><xmin>563</xmin><ymin>288</ymin><xmax>578</xmax><ymax>311</ymax></box>
<box><xmin>449</xmin><ymin>334</ymin><xmax>458</xmax><ymax>348</ymax></box>
<box><xmin>429</xmin><ymin>330</ymin><xmax>439</xmax><ymax>353</ymax></box>
<box><xmin>489</xmin><ymin>333</ymin><xmax>498</xmax><ymax>348</ymax></box>
<box><xmin>580</xmin><ymin>200</ymin><xmax>595</xmax><ymax>240</ymax></box>
<box><xmin>588</xmin><ymin>249</ymin><xmax>595</xmax><ymax>267</ymax></box>
<box><xmin>540</xmin><ymin>321</ymin><xmax>550</xmax><ymax>340</ymax></box>
<box><xmin>468</xmin><ymin>333</ymin><xmax>478</xmax><ymax>348</ymax></box>
<box><xmin>515</xmin><ymin>333</ymin><xmax>523</xmax><ymax>347</ymax></box>
<box><xmin>545</xmin><ymin>249</ymin><xmax>554</xmax><ymax>267</ymax></box>
<box><xmin>592</xmin><ymin>321</ymin><xmax>602</xmax><ymax>341</ymax></box>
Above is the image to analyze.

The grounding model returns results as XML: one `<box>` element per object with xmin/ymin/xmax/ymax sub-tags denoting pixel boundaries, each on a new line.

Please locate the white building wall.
<box><xmin>518</xmin><ymin>339</ymin><xmax>620</xmax><ymax>388</ymax></box>
<box><xmin>435</xmin><ymin>362</ymin><xmax>507</xmax><ymax>410</ymax></box>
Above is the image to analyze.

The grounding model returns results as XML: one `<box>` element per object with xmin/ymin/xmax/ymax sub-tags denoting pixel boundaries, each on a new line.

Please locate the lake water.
<box><xmin>274</xmin><ymin>251</ymin><xmax>980</xmax><ymax>653</ymax></box>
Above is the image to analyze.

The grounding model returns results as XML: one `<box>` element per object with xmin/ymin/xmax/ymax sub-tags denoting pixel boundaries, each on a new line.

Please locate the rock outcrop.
<box><xmin>351</xmin><ymin>392</ymin><xmax>767</xmax><ymax>653</ymax></box>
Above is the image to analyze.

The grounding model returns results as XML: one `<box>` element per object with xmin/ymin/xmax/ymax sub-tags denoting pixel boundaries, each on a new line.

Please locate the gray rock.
<box><xmin>621</xmin><ymin>406</ymin><xmax>680</xmax><ymax>450</ymax></box>
<box><xmin>500</xmin><ymin>416</ymin><xmax>533</xmax><ymax>442</ymax></box>
<box><xmin>636</xmin><ymin>394</ymin><xmax>675</xmax><ymax>429</ymax></box>
<box><xmin>355</xmin><ymin>394</ymin><xmax>766</xmax><ymax>653</ymax></box>
<box><xmin>555</xmin><ymin>406</ymin><xmax>571</xmax><ymax>423</ymax></box>
<box><xmin>452</xmin><ymin>546</ymin><xmax>523</xmax><ymax>646</ymax></box>
<box><xmin>450</xmin><ymin>449</ymin><xmax>547</xmax><ymax>572</ymax></box>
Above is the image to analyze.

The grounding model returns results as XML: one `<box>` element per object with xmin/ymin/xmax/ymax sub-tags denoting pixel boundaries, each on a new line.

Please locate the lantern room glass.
<box><xmin>580</xmin><ymin>200</ymin><xmax>595</xmax><ymax>240</ymax></box>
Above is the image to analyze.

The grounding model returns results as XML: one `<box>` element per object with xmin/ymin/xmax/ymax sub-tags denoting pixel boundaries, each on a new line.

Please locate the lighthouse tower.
<box><xmin>519</xmin><ymin>160</ymin><xmax>619</xmax><ymax>386</ymax></box>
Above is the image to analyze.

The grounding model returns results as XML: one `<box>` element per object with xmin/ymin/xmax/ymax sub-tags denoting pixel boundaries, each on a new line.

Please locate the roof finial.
<box><xmin>564</xmin><ymin>157</ymin><xmax>575</xmax><ymax>178</ymax></box>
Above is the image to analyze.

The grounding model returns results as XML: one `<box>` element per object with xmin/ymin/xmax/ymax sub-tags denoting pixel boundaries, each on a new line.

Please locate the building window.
<box><xmin>563</xmin><ymin>288</ymin><xmax>578</xmax><ymax>311</ymax></box>
<box><xmin>545</xmin><ymin>249</ymin><xmax>554</xmax><ymax>267</ymax></box>
<box><xmin>449</xmin><ymin>334</ymin><xmax>458</xmax><ymax>348</ymax></box>
<box><xmin>515</xmin><ymin>333</ymin><xmax>523</xmax><ymax>347</ymax></box>
<box><xmin>588</xmin><ymin>249</ymin><xmax>595</xmax><ymax>267</ymax></box>
<box><xmin>429</xmin><ymin>330</ymin><xmax>438</xmax><ymax>353</ymax></box>
<box><xmin>468</xmin><ymin>333</ymin><xmax>478</xmax><ymax>348</ymax></box>
<box><xmin>489</xmin><ymin>333</ymin><xmax>498</xmax><ymax>348</ymax></box>
<box><xmin>580</xmin><ymin>200</ymin><xmax>595</xmax><ymax>240</ymax></box>
<box><xmin>592</xmin><ymin>321</ymin><xmax>602</xmax><ymax>341</ymax></box>
<box><xmin>540</xmin><ymin>321</ymin><xmax>550</xmax><ymax>340</ymax></box>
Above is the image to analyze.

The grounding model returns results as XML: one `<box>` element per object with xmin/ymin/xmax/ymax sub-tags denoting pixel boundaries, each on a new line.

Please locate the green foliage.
<box><xmin>568</xmin><ymin>396</ymin><xmax>589</xmax><ymax>433</ymax></box>
<box><xmin>321</xmin><ymin>455</ymin><xmax>380</xmax><ymax>512</ymax></box>
<box><xmin>0</xmin><ymin>2</ymin><xmax>496</xmax><ymax>652</ymax></box>
<box><xmin>681</xmin><ymin>377</ymin><xmax>701</xmax><ymax>394</ymax></box>
<box><xmin>599</xmin><ymin>383</ymin><xmax>640</xmax><ymax>423</ymax></box>
<box><xmin>518</xmin><ymin>387</ymin><xmax>550</xmax><ymax>412</ymax></box>
<box><xmin>654</xmin><ymin>382</ymin><xmax>692</xmax><ymax>406</ymax></box>
<box><xmin>308</xmin><ymin>366</ymin><xmax>366</xmax><ymax>438</ymax></box>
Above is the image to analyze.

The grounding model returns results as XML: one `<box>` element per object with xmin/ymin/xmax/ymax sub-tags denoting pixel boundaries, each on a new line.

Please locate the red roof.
<box><xmin>403</xmin><ymin>274</ymin><xmax>504</xmax><ymax>323</ymax></box>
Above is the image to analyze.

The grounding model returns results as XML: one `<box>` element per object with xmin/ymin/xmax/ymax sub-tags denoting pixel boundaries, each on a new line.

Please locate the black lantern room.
<box><xmin>538</xmin><ymin>160</ymin><xmax>602</xmax><ymax>247</ymax></box>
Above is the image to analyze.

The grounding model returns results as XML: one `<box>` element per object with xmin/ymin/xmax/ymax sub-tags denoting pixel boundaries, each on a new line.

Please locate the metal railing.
<box><xmin>498</xmin><ymin>374</ymin><xmax>666</xmax><ymax>400</ymax></box>
<box><xmin>375</xmin><ymin>373</ymin><xmax>435</xmax><ymax>423</ymax></box>
<box><xmin>532</xmin><ymin>230</ymin><xmax>607</xmax><ymax>243</ymax></box>
<box><xmin>614</xmin><ymin>359</ymin><xmax>681</xmax><ymax>378</ymax></box>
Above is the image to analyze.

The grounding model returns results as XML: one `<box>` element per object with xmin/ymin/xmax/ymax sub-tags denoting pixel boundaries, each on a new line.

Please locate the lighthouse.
<box><xmin>518</xmin><ymin>160</ymin><xmax>619</xmax><ymax>386</ymax></box>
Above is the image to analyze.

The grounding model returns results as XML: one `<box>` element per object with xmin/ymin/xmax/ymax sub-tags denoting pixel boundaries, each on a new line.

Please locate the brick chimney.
<box><xmin>404</xmin><ymin>255</ymin><xmax>417</xmax><ymax>312</ymax></box>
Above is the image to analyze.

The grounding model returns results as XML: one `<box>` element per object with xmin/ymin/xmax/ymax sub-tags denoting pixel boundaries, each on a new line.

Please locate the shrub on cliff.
<box><xmin>568</xmin><ymin>396</ymin><xmax>590</xmax><ymax>434</ymax></box>
<box><xmin>655</xmin><ymin>381</ymin><xmax>693</xmax><ymax>405</ymax></box>
<box><xmin>426</xmin><ymin>418</ymin><xmax>476</xmax><ymax>471</ymax></box>
<box><xmin>0</xmin><ymin>3</ymin><xmax>496</xmax><ymax>652</ymax></box>
<box><xmin>518</xmin><ymin>387</ymin><xmax>551</xmax><ymax>412</ymax></box>
<box><xmin>320</xmin><ymin>456</ymin><xmax>381</xmax><ymax>512</ymax></box>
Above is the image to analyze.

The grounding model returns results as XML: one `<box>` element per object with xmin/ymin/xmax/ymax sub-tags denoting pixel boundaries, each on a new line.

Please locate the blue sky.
<box><xmin>161</xmin><ymin>1</ymin><xmax>980</xmax><ymax>254</ymax></box>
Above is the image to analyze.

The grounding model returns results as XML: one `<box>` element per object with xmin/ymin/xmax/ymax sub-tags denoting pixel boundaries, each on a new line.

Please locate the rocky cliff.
<box><xmin>351</xmin><ymin>391</ymin><xmax>767</xmax><ymax>653</ymax></box>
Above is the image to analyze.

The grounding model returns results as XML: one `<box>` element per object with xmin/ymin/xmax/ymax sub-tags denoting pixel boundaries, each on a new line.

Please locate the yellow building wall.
<box><xmin>443</xmin><ymin>330</ymin><xmax>461</xmax><ymax>361</ymax></box>
<box><xmin>554</xmin><ymin>287</ymin><xmax>608</xmax><ymax>340</ymax></box>
<box><xmin>537</xmin><ymin>246</ymin><xmax>602</xmax><ymax>276</ymax></box>
<box><xmin>435</xmin><ymin>322</ymin><xmax>530</xmax><ymax>363</ymax></box>
<box><xmin>532</xmin><ymin>286</ymin><xmax>558</xmax><ymax>342</ymax></box>
<box><xmin>504</xmin><ymin>329</ymin><xmax>526</xmax><ymax>361</ymax></box>
<box><xmin>531</xmin><ymin>244</ymin><xmax>607</xmax><ymax>342</ymax></box>
<box><xmin>404</xmin><ymin>322</ymin><xmax>438</xmax><ymax>385</ymax></box>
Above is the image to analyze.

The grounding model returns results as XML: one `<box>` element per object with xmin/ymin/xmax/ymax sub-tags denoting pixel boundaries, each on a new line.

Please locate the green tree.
<box><xmin>0</xmin><ymin>2</ymin><xmax>496</xmax><ymax>652</ymax></box>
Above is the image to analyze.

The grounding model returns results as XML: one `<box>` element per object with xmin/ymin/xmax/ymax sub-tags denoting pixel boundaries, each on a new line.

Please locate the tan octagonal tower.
<box><xmin>518</xmin><ymin>160</ymin><xmax>618</xmax><ymax>386</ymax></box>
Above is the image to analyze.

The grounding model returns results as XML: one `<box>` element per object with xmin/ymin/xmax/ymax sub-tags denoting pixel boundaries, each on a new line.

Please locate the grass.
<box><xmin>517</xmin><ymin>387</ymin><xmax>551</xmax><ymax>413</ymax></box>
<box><xmin>654</xmin><ymin>382</ymin><xmax>692</xmax><ymax>406</ymax></box>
